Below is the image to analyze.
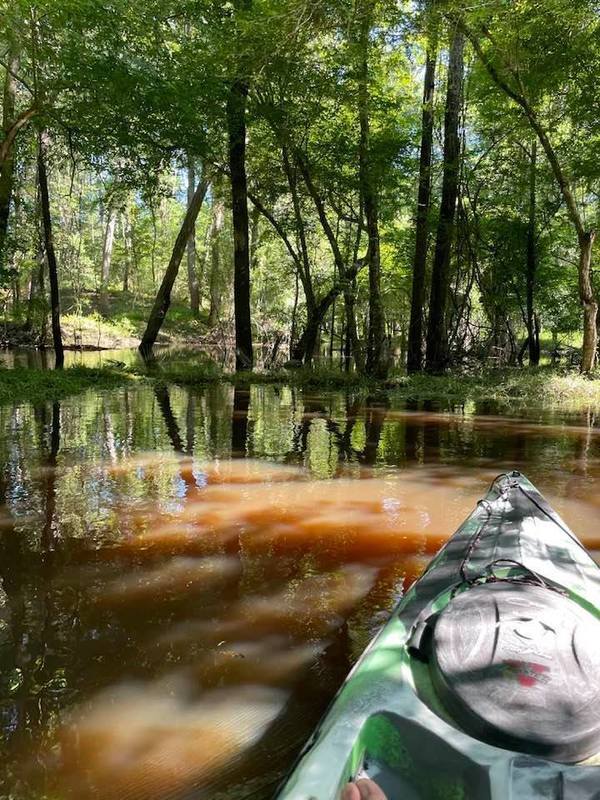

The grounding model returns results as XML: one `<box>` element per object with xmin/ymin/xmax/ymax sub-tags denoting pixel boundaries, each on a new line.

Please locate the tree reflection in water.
<box><xmin>0</xmin><ymin>383</ymin><xmax>599</xmax><ymax>798</ymax></box>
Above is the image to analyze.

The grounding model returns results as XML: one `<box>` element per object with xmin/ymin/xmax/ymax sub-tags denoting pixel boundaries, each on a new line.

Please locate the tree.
<box><xmin>358</xmin><ymin>0</ymin><xmax>387</xmax><ymax>378</ymax></box>
<box><xmin>456</xmin><ymin>2</ymin><xmax>600</xmax><ymax>371</ymax></box>
<box><xmin>139</xmin><ymin>172</ymin><xmax>210</xmax><ymax>355</ymax></box>
<box><xmin>37</xmin><ymin>131</ymin><xmax>63</xmax><ymax>368</ymax></box>
<box><xmin>425</xmin><ymin>24</ymin><xmax>464</xmax><ymax>374</ymax></box>
<box><xmin>407</xmin><ymin>4</ymin><xmax>437</xmax><ymax>374</ymax></box>
<box><xmin>0</xmin><ymin>42</ymin><xmax>20</xmax><ymax>263</ymax></box>
<box><xmin>186</xmin><ymin>155</ymin><xmax>200</xmax><ymax>316</ymax></box>
<box><xmin>227</xmin><ymin>0</ymin><xmax>254</xmax><ymax>372</ymax></box>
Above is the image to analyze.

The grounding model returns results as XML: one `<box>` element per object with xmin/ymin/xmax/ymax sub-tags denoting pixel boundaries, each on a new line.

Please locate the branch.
<box><xmin>0</xmin><ymin>106</ymin><xmax>37</xmax><ymax>166</ymax></box>
<box><xmin>457</xmin><ymin>15</ymin><xmax>586</xmax><ymax>240</ymax></box>
<box><xmin>0</xmin><ymin>57</ymin><xmax>36</xmax><ymax>97</ymax></box>
<box><xmin>247</xmin><ymin>191</ymin><xmax>301</xmax><ymax>270</ymax></box>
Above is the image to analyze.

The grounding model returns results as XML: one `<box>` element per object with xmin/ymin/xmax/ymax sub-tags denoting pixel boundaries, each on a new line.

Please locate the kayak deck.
<box><xmin>276</xmin><ymin>472</ymin><xmax>600</xmax><ymax>799</ymax></box>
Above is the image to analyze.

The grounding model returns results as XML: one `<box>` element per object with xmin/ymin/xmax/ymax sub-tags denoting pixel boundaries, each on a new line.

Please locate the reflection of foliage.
<box><xmin>0</xmin><ymin>381</ymin><xmax>599</xmax><ymax>798</ymax></box>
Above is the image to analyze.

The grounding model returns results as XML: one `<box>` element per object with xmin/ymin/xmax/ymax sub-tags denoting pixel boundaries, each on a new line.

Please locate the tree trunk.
<box><xmin>344</xmin><ymin>282</ymin><xmax>364</xmax><ymax>372</ymax></box>
<box><xmin>207</xmin><ymin>190</ymin><xmax>225</xmax><ymax>328</ymax></box>
<box><xmin>407</xmin><ymin>10</ymin><xmax>437</xmax><ymax>374</ymax></box>
<box><xmin>526</xmin><ymin>140</ymin><xmax>540</xmax><ymax>366</ymax></box>
<box><xmin>24</xmin><ymin>266</ymin><xmax>37</xmax><ymax>332</ymax></box>
<box><xmin>290</xmin><ymin>271</ymin><xmax>299</xmax><ymax>359</ymax></box>
<box><xmin>292</xmin><ymin>310</ymin><xmax>322</xmax><ymax>365</ymax></box>
<box><xmin>580</xmin><ymin>231</ymin><xmax>597</xmax><ymax>373</ymax></box>
<box><xmin>227</xmin><ymin>78</ymin><xmax>253</xmax><ymax>371</ymax></box>
<box><xmin>186</xmin><ymin>156</ymin><xmax>200</xmax><ymax>317</ymax></box>
<box><xmin>139</xmin><ymin>175</ymin><xmax>209</xmax><ymax>355</ymax></box>
<box><xmin>425</xmin><ymin>26</ymin><xmax>464</xmax><ymax>374</ymax></box>
<box><xmin>37</xmin><ymin>132</ymin><xmax>63</xmax><ymax>368</ymax></box>
<box><xmin>0</xmin><ymin>45</ymin><xmax>19</xmax><ymax>265</ymax></box>
<box><xmin>358</xmin><ymin>0</ymin><xmax>387</xmax><ymax>379</ymax></box>
<box><xmin>122</xmin><ymin>210</ymin><xmax>133</xmax><ymax>293</ymax></box>
<box><xmin>100</xmin><ymin>206</ymin><xmax>116</xmax><ymax>309</ymax></box>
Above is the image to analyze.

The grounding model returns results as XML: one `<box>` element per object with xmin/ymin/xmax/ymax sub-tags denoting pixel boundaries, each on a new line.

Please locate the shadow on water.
<box><xmin>0</xmin><ymin>382</ymin><xmax>599</xmax><ymax>798</ymax></box>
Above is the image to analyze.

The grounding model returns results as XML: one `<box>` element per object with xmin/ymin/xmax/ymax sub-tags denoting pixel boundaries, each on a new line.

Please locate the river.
<box><xmin>0</xmin><ymin>382</ymin><xmax>599</xmax><ymax>799</ymax></box>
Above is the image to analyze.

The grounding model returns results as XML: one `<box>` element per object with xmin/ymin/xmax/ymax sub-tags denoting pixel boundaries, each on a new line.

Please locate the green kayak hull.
<box><xmin>275</xmin><ymin>472</ymin><xmax>600</xmax><ymax>800</ymax></box>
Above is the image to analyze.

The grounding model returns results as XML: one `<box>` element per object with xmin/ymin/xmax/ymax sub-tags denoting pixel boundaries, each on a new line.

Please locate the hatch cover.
<box><xmin>430</xmin><ymin>581</ymin><xmax>600</xmax><ymax>763</ymax></box>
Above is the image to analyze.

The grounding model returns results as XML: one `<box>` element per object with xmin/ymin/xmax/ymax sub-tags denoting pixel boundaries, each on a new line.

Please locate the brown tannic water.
<box><xmin>1</xmin><ymin>382</ymin><xmax>599</xmax><ymax>799</ymax></box>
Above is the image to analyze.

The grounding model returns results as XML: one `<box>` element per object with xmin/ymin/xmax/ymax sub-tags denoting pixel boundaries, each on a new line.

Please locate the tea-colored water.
<box><xmin>1</xmin><ymin>383</ymin><xmax>599</xmax><ymax>799</ymax></box>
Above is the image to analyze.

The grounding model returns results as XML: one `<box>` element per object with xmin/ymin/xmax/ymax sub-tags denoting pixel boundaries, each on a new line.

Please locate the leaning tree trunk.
<box><xmin>227</xmin><ymin>77</ymin><xmax>254</xmax><ymax>371</ymax></box>
<box><xmin>186</xmin><ymin>155</ymin><xmax>200</xmax><ymax>317</ymax></box>
<box><xmin>526</xmin><ymin>140</ymin><xmax>540</xmax><ymax>366</ymax></box>
<box><xmin>0</xmin><ymin>45</ymin><xmax>19</xmax><ymax>265</ymax></box>
<box><xmin>407</xmin><ymin>8</ymin><xmax>437</xmax><ymax>374</ymax></box>
<box><xmin>37</xmin><ymin>132</ymin><xmax>64</xmax><ymax>368</ymax></box>
<box><xmin>139</xmin><ymin>175</ymin><xmax>209</xmax><ymax>355</ymax></box>
<box><xmin>425</xmin><ymin>26</ymin><xmax>464</xmax><ymax>374</ymax></box>
<box><xmin>359</xmin><ymin>0</ymin><xmax>387</xmax><ymax>379</ymax></box>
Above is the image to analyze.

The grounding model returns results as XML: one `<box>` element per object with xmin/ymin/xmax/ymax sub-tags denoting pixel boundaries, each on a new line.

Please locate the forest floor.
<box><xmin>2</xmin><ymin>291</ymin><xmax>210</xmax><ymax>350</ymax></box>
<box><xmin>2</xmin><ymin>360</ymin><xmax>600</xmax><ymax>413</ymax></box>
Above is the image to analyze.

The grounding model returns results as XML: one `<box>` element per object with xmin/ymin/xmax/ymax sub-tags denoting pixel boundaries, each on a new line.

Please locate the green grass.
<box><xmin>2</xmin><ymin>360</ymin><xmax>600</xmax><ymax>412</ymax></box>
<box><xmin>389</xmin><ymin>368</ymin><xmax>600</xmax><ymax>409</ymax></box>
<box><xmin>142</xmin><ymin>361</ymin><xmax>600</xmax><ymax>410</ymax></box>
<box><xmin>0</xmin><ymin>365</ymin><xmax>139</xmax><ymax>406</ymax></box>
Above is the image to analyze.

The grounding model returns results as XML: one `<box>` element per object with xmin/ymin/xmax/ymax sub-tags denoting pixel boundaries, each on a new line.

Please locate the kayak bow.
<box><xmin>276</xmin><ymin>471</ymin><xmax>600</xmax><ymax>800</ymax></box>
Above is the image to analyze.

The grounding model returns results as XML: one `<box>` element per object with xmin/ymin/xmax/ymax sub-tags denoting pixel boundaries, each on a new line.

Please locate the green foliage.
<box><xmin>0</xmin><ymin>0</ymin><xmax>598</xmax><ymax>369</ymax></box>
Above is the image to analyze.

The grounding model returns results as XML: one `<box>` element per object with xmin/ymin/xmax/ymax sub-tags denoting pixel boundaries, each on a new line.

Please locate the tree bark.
<box><xmin>187</xmin><ymin>155</ymin><xmax>200</xmax><ymax>316</ymax></box>
<box><xmin>358</xmin><ymin>0</ymin><xmax>387</xmax><ymax>379</ymax></box>
<box><xmin>292</xmin><ymin>299</ymin><xmax>331</xmax><ymax>364</ymax></box>
<box><xmin>425</xmin><ymin>25</ymin><xmax>464</xmax><ymax>374</ymax></box>
<box><xmin>526</xmin><ymin>140</ymin><xmax>540</xmax><ymax>366</ymax></box>
<box><xmin>122</xmin><ymin>209</ymin><xmax>133</xmax><ymax>293</ymax></box>
<box><xmin>227</xmin><ymin>78</ymin><xmax>254</xmax><ymax>371</ymax></box>
<box><xmin>100</xmin><ymin>206</ymin><xmax>116</xmax><ymax>309</ymax></box>
<box><xmin>207</xmin><ymin>190</ymin><xmax>225</xmax><ymax>328</ymax></box>
<box><xmin>407</xmin><ymin>10</ymin><xmax>437</xmax><ymax>374</ymax></box>
<box><xmin>580</xmin><ymin>231</ymin><xmax>597</xmax><ymax>373</ymax></box>
<box><xmin>139</xmin><ymin>175</ymin><xmax>209</xmax><ymax>355</ymax></box>
<box><xmin>344</xmin><ymin>281</ymin><xmax>364</xmax><ymax>372</ymax></box>
<box><xmin>37</xmin><ymin>132</ymin><xmax>63</xmax><ymax>368</ymax></box>
<box><xmin>0</xmin><ymin>46</ymin><xmax>19</xmax><ymax>264</ymax></box>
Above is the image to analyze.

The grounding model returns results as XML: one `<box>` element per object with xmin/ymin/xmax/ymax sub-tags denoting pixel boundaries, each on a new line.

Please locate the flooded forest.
<box><xmin>1</xmin><ymin>0</ymin><xmax>600</xmax><ymax>798</ymax></box>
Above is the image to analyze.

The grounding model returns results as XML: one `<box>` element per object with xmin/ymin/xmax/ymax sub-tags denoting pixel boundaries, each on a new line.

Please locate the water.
<box><xmin>1</xmin><ymin>382</ymin><xmax>599</xmax><ymax>799</ymax></box>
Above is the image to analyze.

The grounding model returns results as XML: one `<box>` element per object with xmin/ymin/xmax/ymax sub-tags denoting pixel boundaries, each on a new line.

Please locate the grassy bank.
<box><xmin>2</xmin><ymin>360</ymin><xmax>600</xmax><ymax>411</ymax></box>
<box><xmin>0</xmin><ymin>365</ymin><xmax>139</xmax><ymax>406</ymax></box>
<box><xmin>154</xmin><ymin>364</ymin><xmax>600</xmax><ymax>410</ymax></box>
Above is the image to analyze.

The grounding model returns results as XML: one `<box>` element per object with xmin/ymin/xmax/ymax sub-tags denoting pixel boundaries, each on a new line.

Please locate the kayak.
<box><xmin>276</xmin><ymin>471</ymin><xmax>600</xmax><ymax>799</ymax></box>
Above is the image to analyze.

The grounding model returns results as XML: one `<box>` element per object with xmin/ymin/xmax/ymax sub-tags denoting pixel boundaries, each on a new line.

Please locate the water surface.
<box><xmin>1</xmin><ymin>383</ymin><xmax>599</xmax><ymax>798</ymax></box>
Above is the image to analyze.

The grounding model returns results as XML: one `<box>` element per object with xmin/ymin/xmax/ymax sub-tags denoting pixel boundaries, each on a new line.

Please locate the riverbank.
<box><xmin>2</xmin><ymin>361</ymin><xmax>600</xmax><ymax>412</ymax></box>
<box><xmin>0</xmin><ymin>365</ymin><xmax>140</xmax><ymax>405</ymax></box>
